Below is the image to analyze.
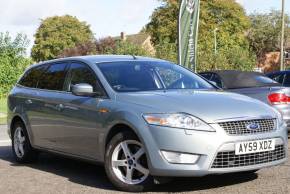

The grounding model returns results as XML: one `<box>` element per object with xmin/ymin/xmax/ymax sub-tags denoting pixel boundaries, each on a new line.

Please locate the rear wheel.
<box><xmin>11</xmin><ymin>121</ymin><xmax>38</xmax><ymax>163</ymax></box>
<box><xmin>104</xmin><ymin>131</ymin><xmax>153</xmax><ymax>192</ymax></box>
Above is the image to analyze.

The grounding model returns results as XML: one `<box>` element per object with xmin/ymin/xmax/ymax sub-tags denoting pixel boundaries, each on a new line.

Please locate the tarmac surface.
<box><xmin>0</xmin><ymin>125</ymin><xmax>289</xmax><ymax>194</ymax></box>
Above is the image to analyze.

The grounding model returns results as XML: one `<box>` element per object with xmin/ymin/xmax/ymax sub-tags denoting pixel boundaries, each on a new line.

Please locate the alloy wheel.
<box><xmin>111</xmin><ymin>140</ymin><xmax>149</xmax><ymax>185</ymax></box>
<box><xmin>13</xmin><ymin>127</ymin><xmax>26</xmax><ymax>158</ymax></box>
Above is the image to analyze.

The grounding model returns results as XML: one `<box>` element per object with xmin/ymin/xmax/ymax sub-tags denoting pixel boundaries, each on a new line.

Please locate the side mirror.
<box><xmin>72</xmin><ymin>83</ymin><xmax>95</xmax><ymax>97</ymax></box>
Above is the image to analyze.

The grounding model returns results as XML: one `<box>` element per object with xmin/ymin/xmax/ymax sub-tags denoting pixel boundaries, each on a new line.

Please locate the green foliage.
<box><xmin>0</xmin><ymin>32</ymin><xmax>31</xmax><ymax>97</ymax></box>
<box><xmin>146</xmin><ymin>0</ymin><xmax>255</xmax><ymax>71</ymax></box>
<box><xmin>0</xmin><ymin>98</ymin><xmax>7</xmax><ymax>114</ymax></box>
<box><xmin>155</xmin><ymin>39</ymin><xmax>177</xmax><ymax>63</ymax></box>
<box><xmin>58</xmin><ymin>41</ymin><xmax>96</xmax><ymax>58</ymax></box>
<box><xmin>95</xmin><ymin>37</ymin><xmax>116</xmax><ymax>54</ymax></box>
<box><xmin>58</xmin><ymin>37</ymin><xmax>152</xmax><ymax>58</ymax></box>
<box><xmin>146</xmin><ymin>0</ymin><xmax>179</xmax><ymax>45</ymax></box>
<box><xmin>31</xmin><ymin>15</ymin><xmax>94</xmax><ymax>62</ymax></box>
<box><xmin>112</xmin><ymin>40</ymin><xmax>152</xmax><ymax>56</ymax></box>
<box><xmin>247</xmin><ymin>10</ymin><xmax>290</xmax><ymax>62</ymax></box>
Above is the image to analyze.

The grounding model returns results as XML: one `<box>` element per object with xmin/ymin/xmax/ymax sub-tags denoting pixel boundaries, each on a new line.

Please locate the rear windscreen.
<box><xmin>221</xmin><ymin>72</ymin><xmax>281</xmax><ymax>89</ymax></box>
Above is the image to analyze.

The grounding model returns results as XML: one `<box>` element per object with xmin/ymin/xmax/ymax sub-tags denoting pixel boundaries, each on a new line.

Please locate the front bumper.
<box><xmin>142</xmin><ymin>123</ymin><xmax>288</xmax><ymax>177</ymax></box>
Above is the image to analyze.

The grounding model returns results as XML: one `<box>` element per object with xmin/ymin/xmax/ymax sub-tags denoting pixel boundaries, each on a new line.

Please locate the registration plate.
<box><xmin>235</xmin><ymin>139</ymin><xmax>275</xmax><ymax>155</ymax></box>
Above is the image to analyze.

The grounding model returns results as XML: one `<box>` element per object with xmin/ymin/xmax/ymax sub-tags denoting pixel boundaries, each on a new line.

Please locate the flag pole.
<box><xmin>280</xmin><ymin>0</ymin><xmax>285</xmax><ymax>71</ymax></box>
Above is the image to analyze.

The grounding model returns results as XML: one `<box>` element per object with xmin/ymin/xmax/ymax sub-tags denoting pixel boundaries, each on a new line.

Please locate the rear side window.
<box><xmin>269</xmin><ymin>73</ymin><xmax>284</xmax><ymax>84</ymax></box>
<box><xmin>37</xmin><ymin>63</ymin><xmax>68</xmax><ymax>91</ymax></box>
<box><xmin>283</xmin><ymin>74</ymin><xmax>290</xmax><ymax>87</ymax></box>
<box><xmin>211</xmin><ymin>74</ymin><xmax>223</xmax><ymax>88</ymax></box>
<box><xmin>18</xmin><ymin>65</ymin><xmax>47</xmax><ymax>88</ymax></box>
<box><xmin>199</xmin><ymin>73</ymin><xmax>213</xmax><ymax>80</ymax></box>
<box><xmin>68</xmin><ymin>62</ymin><xmax>102</xmax><ymax>92</ymax></box>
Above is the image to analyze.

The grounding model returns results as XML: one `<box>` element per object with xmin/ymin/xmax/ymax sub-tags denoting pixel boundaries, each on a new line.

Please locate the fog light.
<box><xmin>161</xmin><ymin>151</ymin><xmax>199</xmax><ymax>164</ymax></box>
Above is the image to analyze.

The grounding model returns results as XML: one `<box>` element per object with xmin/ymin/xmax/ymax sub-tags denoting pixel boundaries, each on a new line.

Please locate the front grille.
<box><xmin>218</xmin><ymin>119</ymin><xmax>275</xmax><ymax>135</ymax></box>
<box><xmin>211</xmin><ymin>145</ymin><xmax>285</xmax><ymax>169</ymax></box>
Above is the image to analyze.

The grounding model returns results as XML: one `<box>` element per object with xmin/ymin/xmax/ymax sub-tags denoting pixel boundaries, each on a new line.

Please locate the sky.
<box><xmin>0</xmin><ymin>0</ymin><xmax>289</xmax><ymax>56</ymax></box>
<box><xmin>236</xmin><ymin>0</ymin><xmax>289</xmax><ymax>14</ymax></box>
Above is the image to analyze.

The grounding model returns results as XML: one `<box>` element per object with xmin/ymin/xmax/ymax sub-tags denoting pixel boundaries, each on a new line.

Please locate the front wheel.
<box><xmin>104</xmin><ymin>131</ymin><xmax>153</xmax><ymax>192</ymax></box>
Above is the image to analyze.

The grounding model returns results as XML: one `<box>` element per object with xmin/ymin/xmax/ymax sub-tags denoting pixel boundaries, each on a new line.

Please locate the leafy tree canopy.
<box><xmin>31</xmin><ymin>15</ymin><xmax>94</xmax><ymax>62</ymax></box>
<box><xmin>145</xmin><ymin>0</ymin><xmax>255</xmax><ymax>71</ymax></box>
<box><xmin>247</xmin><ymin>10</ymin><xmax>290</xmax><ymax>62</ymax></box>
<box><xmin>0</xmin><ymin>32</ymin><xmax>31</xmax><ymax>96</ymax></box>
<box><xmin>59</xmin><ymin>37</ymin><xmax>152</xmax><ymax>58</ymax></box>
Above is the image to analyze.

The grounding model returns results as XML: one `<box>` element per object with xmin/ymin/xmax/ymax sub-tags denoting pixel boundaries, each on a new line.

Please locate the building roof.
<box><xmin>114</xmin><ymin>33</ymin><xmax>150</xmax><ymax>45</ymax></box>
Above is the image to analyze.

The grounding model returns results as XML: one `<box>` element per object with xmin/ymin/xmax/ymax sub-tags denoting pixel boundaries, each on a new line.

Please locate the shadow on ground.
<box><xmin>0</xmin><ymin>146</ymin><xmax>258</xmax><ymax>193</ymax></box>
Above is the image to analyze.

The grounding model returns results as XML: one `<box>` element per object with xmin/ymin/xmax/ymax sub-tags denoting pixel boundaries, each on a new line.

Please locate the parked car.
<box><xmin>199</xmin><ymin>70</ymin><xmax>290</xmax><ymax>132</ymax></box>
<box><xmin>266</xmin><ymin>70</ymin><xmax>290</xmax><ymax>87</ymax></box>
<box><xmin>8</xmin><ymin>57</ymin><xmax>287</xmax><ymax>192</ymax></box>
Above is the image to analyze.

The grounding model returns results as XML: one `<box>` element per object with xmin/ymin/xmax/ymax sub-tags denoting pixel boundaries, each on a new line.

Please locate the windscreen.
<box><xmin>97</xmin><ymin>61</ymin><xmax>214</xmax><ymax>92</ymax></box>
<box><xmin>219</xmin><ymin>71</ymin><xmax>281</xmax><ymax>89</ymax></box>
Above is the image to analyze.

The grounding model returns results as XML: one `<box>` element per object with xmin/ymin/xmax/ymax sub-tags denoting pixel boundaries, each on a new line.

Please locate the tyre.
<box><xmin>231</xmin><ymin>170</ymin><xmax>258</xmax><ymax>176</ymax></box>
<box><xmin>239</xmin><ymin>170</ymin><xmax>258</xmax><ymax>174</ymax></box>
<box><xmin>104</xmin><ymin>131</ymin><xmax>154</xmax><ymax>192</ymax></box>
<box><xmin>11</xmin><ymin>121</ymin><xmax>38</xmax><ymax>163</ymax></box>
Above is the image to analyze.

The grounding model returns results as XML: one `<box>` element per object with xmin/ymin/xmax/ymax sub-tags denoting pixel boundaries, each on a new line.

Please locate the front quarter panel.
<box><xmin>98</xmin><ymin>100</ymin><xmax>159</xmax><ymax>164</ymax></box>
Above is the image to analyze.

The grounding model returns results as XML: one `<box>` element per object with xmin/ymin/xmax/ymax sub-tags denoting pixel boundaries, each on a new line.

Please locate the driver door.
<box><xmin>53</xmin><ymin>61</ymin><xmax>107</xmax><ymax>159</ymax></box>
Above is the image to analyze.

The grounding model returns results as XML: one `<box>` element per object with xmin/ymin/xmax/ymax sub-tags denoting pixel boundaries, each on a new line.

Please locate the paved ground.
<box><xmin>0</xmin><ymin>125</ymin><xmax>289</xmax><ymax>194</ymax></box>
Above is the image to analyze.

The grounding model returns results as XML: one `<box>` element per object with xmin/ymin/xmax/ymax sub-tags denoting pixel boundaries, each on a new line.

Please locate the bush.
<box><xmin>0</xmin><ymin>32</ymin><xmax>31</xmax><ymax>97</ymax></box>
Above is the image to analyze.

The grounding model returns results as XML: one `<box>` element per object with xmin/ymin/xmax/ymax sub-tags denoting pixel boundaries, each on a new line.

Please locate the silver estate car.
<box><xmin>7</xmin><ymin>56</ymin><xmax>288</xmax><ymax>192</ymax></box>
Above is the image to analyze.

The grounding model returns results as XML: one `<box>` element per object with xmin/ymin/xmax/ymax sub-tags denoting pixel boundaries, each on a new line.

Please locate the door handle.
<box><xmin>56</xmin><ymin>104</ymin><xmax>64</xmax><ymax>111</ymax></box>
<box><xmin>25</xmin><ymin>99</ymin><xmax>32</xmax><ymax>104</ymax></box>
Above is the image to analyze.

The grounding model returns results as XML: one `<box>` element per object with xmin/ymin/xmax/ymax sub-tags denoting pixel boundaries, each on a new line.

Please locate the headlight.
<box><xmin>143</xmin><ymin>113</ymin><xmax>215</xmax><ymax>132</ymax></box>
<box><xmin>275</xmin><ymin>110</ymin><xmax>284</xmax><ymax>128</ymax></box>
<box><xmin>271</xmin><ymin>107</ymin><xmax>284</xmax><ymax>127</ymax></box>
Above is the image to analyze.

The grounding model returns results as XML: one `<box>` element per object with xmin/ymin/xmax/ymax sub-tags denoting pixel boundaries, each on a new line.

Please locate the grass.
<box><xmin>0</xmin><ymin>98</ymin><xmax>7</xmax><ymax>125</ymax></box>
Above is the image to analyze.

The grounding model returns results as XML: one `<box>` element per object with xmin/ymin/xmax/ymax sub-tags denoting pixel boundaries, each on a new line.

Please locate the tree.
<box><xmin>146</xmin><ymin>0</ymin><xmax>179</xmax><ymax>45</ymax></box>
<box><xmin>58</xmin><ymin>37</ymin><xmax>152</xmax><ymax>58</ymax></box>
<box><xmin>145</xmin><ymin>0</ymin><xmax>255</xmax><ymax>71</ymax></box>
<box><xmin>58</xmin><ymin>41</ymin><xmax>96</xmax><ymax>58</ymax></box>
<box><xmin>247</xmin><ymin>10</ymin><xmax>290</xmax><ymax>63</ymax></box>
<box><xmin>112</xmin><ymin>40</ymin><xmax>152</xmax><ymax>56</ymax></box>
<box><xmin>95</xmin><ymin>37</ymin><xmax>116</xmax><ymax>54</ymax></box>
<box><xmin>0</xmin><ymin>32</ymin><xmax>31</xmax><ymax>96</ymax></box>
<box><xmin>155</xmin><ymin>39</ymin><xmax>178</xmax><ymax>63</ymax></box>
<box><xmin>31</xmin><ymin>15</ymin><xmax>94</xmax><ymax>62</ymax></box>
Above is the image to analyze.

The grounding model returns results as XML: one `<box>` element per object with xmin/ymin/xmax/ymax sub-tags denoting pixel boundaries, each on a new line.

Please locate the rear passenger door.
<box><xmin>31</xmin><ymin>62</ymin><xmax>70</xmax><ymax>149</ymax></box>
<box><xmin>17</xmin><ymin>65</ymin><xmax>49</xmax><ymax>146</ymax></box>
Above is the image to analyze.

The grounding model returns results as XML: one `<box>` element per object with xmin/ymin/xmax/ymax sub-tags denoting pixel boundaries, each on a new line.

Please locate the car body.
<box><xmin>266</xmin><ymin>70</ymin><xmax>290</xmax><ymax>87</ymax></box>
<box><xmin>8</xmin><ymin>56</ymin><xmax>288</xmax><ymax>192</ymax></box>
<box><xmin>199</xmin><ymin>70</ymin><xmax>290</xmax><ymax>132</ymax></box>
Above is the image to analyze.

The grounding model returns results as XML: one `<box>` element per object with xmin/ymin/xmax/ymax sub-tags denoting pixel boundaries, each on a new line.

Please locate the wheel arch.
<box><xmin>9</xmin><ymin>114</ymin><xmax>33</xmax><ymax>145</ymax></box>
<box><xmin>105</xmin><ymin>123</ymin><xmax>140</xmax><ymax>148</ymax></box>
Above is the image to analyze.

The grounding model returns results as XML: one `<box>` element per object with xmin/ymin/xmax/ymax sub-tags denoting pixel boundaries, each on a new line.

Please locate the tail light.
<box><xmin>268</xmin><ymin>93</ymin><xmax>290</xmax><ymax>105</ymax></box>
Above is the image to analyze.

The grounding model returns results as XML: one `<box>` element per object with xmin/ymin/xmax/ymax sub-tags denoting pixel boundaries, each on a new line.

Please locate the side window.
<box><xmin>18</xmin><ymin>65</ymin><xmax>47</xmax><ymax>88</ymax></box>
<box><xmin>37</xmin><ymin>63</ymin><xmax>68</xmax><ymax>91</ymax></box>
<box><xmin>211</xmin><ymin>74</ymin><xmax>223</xmax><ymax>88</ymax></box>
<box><xmin>199</xmin><ymin>73</ymin><xmax>213</xmax><ymax>81</ymax></box>
<box><xmin>273</xmin><ymin>74</ymin><xmax>284</xmax><ymax>84</ymax></box>
<box><xmin>68</xmin><ymin>62</ymin><xmax>103</xmax><ymax>93</ymax></box>
<box><xmin>283</xmin><ymin>74</ymin><xmax>290</xmax><ymax>87</ymax></box>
